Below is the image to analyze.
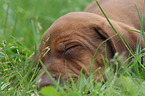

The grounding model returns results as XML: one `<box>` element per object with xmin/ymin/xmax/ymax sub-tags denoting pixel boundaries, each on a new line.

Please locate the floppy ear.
<box><xmin>94</xmin><ymin>20</ymin><xmax>145</xmax><ymax>56</ymax></box>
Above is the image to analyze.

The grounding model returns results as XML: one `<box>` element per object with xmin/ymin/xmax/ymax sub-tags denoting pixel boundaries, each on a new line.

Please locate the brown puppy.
<box><xmin>35</xmin><ymin>0</ymin><xmax>145</xmax><ymax>88</ymax></box>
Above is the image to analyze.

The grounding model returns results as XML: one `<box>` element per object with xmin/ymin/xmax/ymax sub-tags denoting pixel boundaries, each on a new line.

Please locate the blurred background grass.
<box><xmin>0</xmin><ymin>0</ymin><xmax>92</xmax><ymax>49</ymax></box>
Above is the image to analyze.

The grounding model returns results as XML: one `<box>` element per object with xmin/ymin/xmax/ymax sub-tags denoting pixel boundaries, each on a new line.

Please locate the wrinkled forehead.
<box><xmin>41</xmin><ymin>12</ymin><xmax>101</xmax><ymax>44</ymax></box>
<box><xmin>46</xmin><ymin>18</ymin><xmax>87</xmax><ymax>39</ymax></box>
<box><xmin>42</xmin><ymin>12</ymin><xmax>105</xmax><ymax>40</ymax></box>
<box><xmin>48</xmin><ymin>12</ymin><xmax>98</xmax><ymax>33</ymax></box>
<box><xmin>47</xmin><ymin>24</ymin><xmax>85</xmax><ymax>45</ymax></box>
<box><xmin>50</xmin><ymin>17</ymin><xmax>86</xmax><ymax>32</ymax></box>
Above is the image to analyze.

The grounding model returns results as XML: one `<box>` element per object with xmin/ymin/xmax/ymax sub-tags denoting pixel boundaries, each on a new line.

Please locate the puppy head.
<box><xmin>35</xmin><ymin>12</ymin><xmax>143</xmax><ymax>89</ymax></box>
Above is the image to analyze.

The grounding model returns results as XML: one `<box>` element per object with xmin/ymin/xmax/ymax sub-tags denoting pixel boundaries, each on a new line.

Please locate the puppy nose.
<box><xmin>37</xmin><ymin>77</ymin><xmax>54</xmax><ymax>89</ymax></box>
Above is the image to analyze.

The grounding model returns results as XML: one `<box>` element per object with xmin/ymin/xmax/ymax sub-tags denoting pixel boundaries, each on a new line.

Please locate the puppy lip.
<box><xmin>36</xmin><ymin>78</ymin><xmax>42</xmax><ymax>85</ymax></box>
<box><xmin>36</xmin><ymin>78</ymin><xmax>42</xmax><ymax>89</ymax></box>
<box><xmin>37</xmin><ymin>78</ymin><xmax>55</xmax><ymax>89</ymax></box>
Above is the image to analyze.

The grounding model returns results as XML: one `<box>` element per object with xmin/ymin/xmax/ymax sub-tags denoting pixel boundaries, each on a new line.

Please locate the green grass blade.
<box><xmin>3</xmin><ymin>2</ymin><xmax>9</xmax><ymax>41</ymax></box>
<box><xmin>31</xmin><ymin>20</ymin><xmax>39</xmax><ymax>57</ymax></box>
<box><xmin>141</xmin><ymin>1</ymin><xmax>145</xmax><ymax>42</ymax></box>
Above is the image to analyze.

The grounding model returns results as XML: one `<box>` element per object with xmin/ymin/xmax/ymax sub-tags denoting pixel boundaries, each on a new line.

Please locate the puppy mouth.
<box><xmin>37</xmin><ymin>72</ymin><xmax>79</xmax><ymax>89</ymax></box>
<box><xmin>37</xmin><ymin>78</ymin><xmax>55</xmax><ymax>89</ymax></box>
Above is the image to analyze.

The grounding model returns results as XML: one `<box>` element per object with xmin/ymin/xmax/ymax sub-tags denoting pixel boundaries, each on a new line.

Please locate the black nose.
<box><xmin>37</xmin><ymin>77</ymin><xmax>54</xmax><ymax>89</ymax></box>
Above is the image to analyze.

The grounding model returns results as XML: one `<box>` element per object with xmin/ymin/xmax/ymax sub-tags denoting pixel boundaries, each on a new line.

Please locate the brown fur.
<box><xmin>35</xmin><ymin>0</ymin><xmax>145</xmax><ymax>88</ymax></box>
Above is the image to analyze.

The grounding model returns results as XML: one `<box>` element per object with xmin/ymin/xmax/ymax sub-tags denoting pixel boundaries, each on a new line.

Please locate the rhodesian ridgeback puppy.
<box><xmin>36</xmin><ymin>0</ymin><xmax>145</xmax><ymax>88</ymax></box>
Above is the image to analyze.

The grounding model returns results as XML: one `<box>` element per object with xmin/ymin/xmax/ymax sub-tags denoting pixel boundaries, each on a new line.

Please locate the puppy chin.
<box><xmin>36</xmin><ymin>72</ymin><xmax>56</xmax><ymax>89</ymax></box>
<box><xmin>37</xmin><ymin>77</ymin><xmax>55</xmax><ymax>90</ymax></box>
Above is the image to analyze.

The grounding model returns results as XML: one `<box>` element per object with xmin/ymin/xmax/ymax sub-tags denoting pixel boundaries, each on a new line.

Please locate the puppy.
<box><xmin>35</xmin><ymin>0</ymin><xmax>145</xmax><ymax>88</ymax></box>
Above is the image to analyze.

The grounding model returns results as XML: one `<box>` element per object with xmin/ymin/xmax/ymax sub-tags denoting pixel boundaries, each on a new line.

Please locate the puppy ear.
<box><xmin>95</xmin><ymin>20</ymin><xmax>145</xmax><ymax>56</ymax></box>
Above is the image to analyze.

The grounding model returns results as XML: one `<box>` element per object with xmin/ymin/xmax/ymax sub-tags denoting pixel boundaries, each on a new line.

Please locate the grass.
<box><xmin>0</xmin><ymin>0</ymin><xmax>145</xmax><ymax>96</ymax></box>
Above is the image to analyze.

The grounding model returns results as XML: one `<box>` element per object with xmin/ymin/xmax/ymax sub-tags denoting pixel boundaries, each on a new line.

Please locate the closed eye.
<box><xmin>62</xmin><ymin>44</ymin><xmax>82</xmax><ymax>56</ymax></box>
<box><xmin>65</xmin><ymin>45</ymin><xmax>80</xmax><ymax>52</ymax></box>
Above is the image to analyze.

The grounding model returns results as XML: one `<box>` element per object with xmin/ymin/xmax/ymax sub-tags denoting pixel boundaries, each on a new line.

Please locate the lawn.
<box><xmin>0</xmin><ymin>0</ymin><xmax>145</xmax><ymax>96</ymax></box>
